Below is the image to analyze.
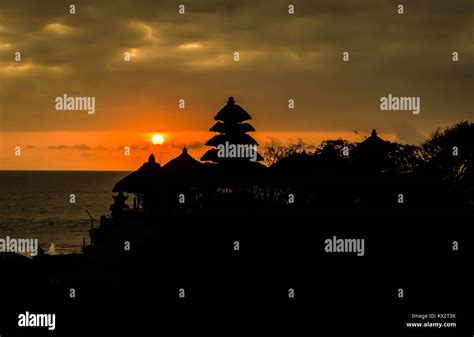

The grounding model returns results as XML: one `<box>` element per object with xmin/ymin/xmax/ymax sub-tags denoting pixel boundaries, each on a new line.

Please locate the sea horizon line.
<box><xmin>0</xmin><ymin>169</ymin><xmax>132</xmax><ymax>173</ymax></box>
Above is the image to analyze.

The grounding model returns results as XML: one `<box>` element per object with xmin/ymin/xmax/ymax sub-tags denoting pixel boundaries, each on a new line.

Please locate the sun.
<box><xmin>151</xmin><ymin>133</ymin><xmax>164</xmax><ymax>145</ymax></box>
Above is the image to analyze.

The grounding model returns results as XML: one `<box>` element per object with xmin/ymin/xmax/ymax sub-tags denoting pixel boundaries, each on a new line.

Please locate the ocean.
<box><xmin>0</xmin><ymin>171</ymin><xmax>129</xmax><ymax>254</ymax></box>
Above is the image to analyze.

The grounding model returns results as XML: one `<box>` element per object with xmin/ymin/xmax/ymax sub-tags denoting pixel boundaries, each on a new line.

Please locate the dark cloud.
<box><xmin>1</xmin><ymin>0</ymin><xmax>472</xmax><ymax>141</ymax></box>
<box><xmin>48</xmin><ymin>144</ymin><xmax>91</xmax><ymax>150</ymax></box>
<box><xmin>80</xmin><ymin>153</ymin><xmax>95</xmax><ymax>158</ymax></box>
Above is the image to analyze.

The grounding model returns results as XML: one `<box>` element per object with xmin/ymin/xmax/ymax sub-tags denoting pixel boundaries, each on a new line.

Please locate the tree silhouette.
<box><xmin>263</xmin><ymin>138</ymin><xmax>310</xmax><ymax>166</ymax></box>
<box><xmin>385</xmin><ymin>143</ymin><xmax>423</xmax><ymax>175</ymax></box>
<box><xmin>421</xmin><ymin>121</ymin><xmax>474</xmax><ymax>182</ymax></box>
<box><xmin>313</xmin><ymin>139</ymin><xmax>354</xmax><ymax>171</ymax></box>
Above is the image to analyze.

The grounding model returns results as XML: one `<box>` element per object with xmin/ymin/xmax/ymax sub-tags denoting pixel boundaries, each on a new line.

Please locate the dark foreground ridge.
<box><xmin>1</xmin><ymin>216</ymin><xmax>473</xmax><ymax>336</ymax></box>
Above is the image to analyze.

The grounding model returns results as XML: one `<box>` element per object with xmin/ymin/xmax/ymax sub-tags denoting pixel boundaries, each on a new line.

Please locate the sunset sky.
<box><xmin>1</xmin><ymin>0</ymin><xmax>472</xmax><ymax>170</ymax></box>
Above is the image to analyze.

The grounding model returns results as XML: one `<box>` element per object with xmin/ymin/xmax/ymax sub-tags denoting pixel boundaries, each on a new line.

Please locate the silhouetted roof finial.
<box><xmin>227</xmin><ymin>97</ymin><xmax>235</xmax><ymax>105</ymax></box>
<box><xmin>371</xmin><ymin>129</ymin><xmax>377</xmax><ymax>137</ymax></box>
<box><xmin>183</xmin><ymin>146</ymin><xmax>188</xmax><ymax>154</ymax></box>
<box><xmin>148</xmin><ymin>153</ymin><xmax>156</xmax><ymax>163</ymax></box>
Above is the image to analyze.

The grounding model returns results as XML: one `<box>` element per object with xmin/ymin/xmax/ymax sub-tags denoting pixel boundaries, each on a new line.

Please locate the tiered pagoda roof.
<box><xmin>201</xmin><ymin>97</ymin><xmax>263</xmax><ymax>162</ymax></box>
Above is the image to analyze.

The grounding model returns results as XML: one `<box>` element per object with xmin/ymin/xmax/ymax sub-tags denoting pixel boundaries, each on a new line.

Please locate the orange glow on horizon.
<box><xmin>0</xmin><ymin>130</ymin><xmax>400</xmax><ymax>171</ymax></box>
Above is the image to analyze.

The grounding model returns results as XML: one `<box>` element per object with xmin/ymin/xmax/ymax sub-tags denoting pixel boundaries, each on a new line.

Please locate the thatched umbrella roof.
<box><xmin>113</xmin><ymin>154</ymin><xmax>161</xmax><ymax>193</ymax></box>
<box><xmin>205</xmin><ymin>133</ymin><xmax>259</xmax><ymax>147</ymax></box>
<box><xmin>358</xmin><ymin>129</ymin><xmax>389</xmax><ymax>152</ymax></box>
<box><xmin>352</xmin><ymin>129</ymin><xmax>393</xmax><ymax>173</ymax></box>
<box><xmin>209</xmin><ymin>122</ymin><xmax>255</xmax><ymax>133</ymax></box>
<box><xmin>162</xmin><ymin>147</ymin><xmax>205</xmax><ymax>183</ymax></box>
<box><xmin>214</xmin><ymin>97</ymin><xmax>252</xmax><ymax>123</ymax></box>
<box><xmin>200</xmin><ymin>149</ymin><xmax>219</xmax><ymax>162</ymax></box>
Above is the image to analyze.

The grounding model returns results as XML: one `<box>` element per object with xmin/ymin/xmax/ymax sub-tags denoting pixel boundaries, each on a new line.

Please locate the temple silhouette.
<box><xmin>105</xmin><ymin>96</ymin><xmax>472</xmax><ymax>219</ymax></box>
